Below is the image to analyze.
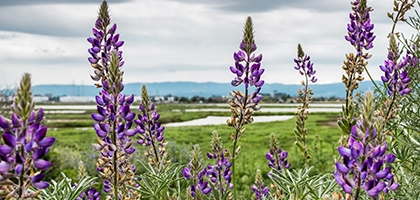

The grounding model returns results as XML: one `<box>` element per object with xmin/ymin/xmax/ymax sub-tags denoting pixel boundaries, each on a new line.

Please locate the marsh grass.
<box><xmin>42</xmin><ymin>103</ymin><xmax>331</xmax><ymax>128</ymax></box>
<box><xmin>44</xmin><ymin>110</ymin><xmax>340</xmax><ymax>197</ymax></box>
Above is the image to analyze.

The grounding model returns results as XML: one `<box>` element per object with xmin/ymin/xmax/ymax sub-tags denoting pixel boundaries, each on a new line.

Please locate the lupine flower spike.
<box><xmin>87</xmin><ymin>1</ymin><xmax>139</xmax><ymax>199</ymax></box>
<box><xmin>251</xmin><ymin>169</ymin><xmax>269</xmax><ymax>200</ymax></box>
<box><xmin>76</xmin><ymin>161</ymin><xmax>100</xmax><ymax>200</ymax></box>
<box><xmin>205</xmin><ymin>131</ymin><xmax>233</xmax><ymax>199</ymax></box>
<box><xmin>334</xmin><ymin>91</ymin><xmax>399</xmax><ymax>199</ymax></box>
<box><xmin>227</xmin><ymin>16</ymin><xmax>264</xmax><ymax>199</ymax></box>
<box><xmin>339</xmin><ymin>0</ymin><xmax>376</xmax><ymax>146</ymax></box>
<box><xmin>135</xmin><ymin>85</ymin><xmax>168</xmax><ymax>169</ymax></box>
<box><xmin>183</xmin><ymin>132</ymin><xmax>233</xmax><ymax>199</ymax></box>
<box><xmin>0</xmin><ymin>73</ymin><xmax>54</xmax><ymax>199</ymax></box>
<box><xmin>265</xmin><ymin>133</ymin><xmax>289</xmax><ymax>199</ymax></box>
<box><xmin>293</xmin><ymin>44</ymin><xmax>317</xmax><ymax>164</ymax></box>
<box><xmin>182</xmin><ymin>144</ymin><xmax>211</xmax><ymax>199</ymax></box>
<box><xmin>379</xmin><ymin>0</ymin><xmax>418</xmax><ymax>119</ymax></box>
<box><xmin>266</xmin><ymin>133</ymin><xmax>290</xmax><ymax>174</ymax></box>
<box><xmin>379</xmin><ymin>35</ymin><xmax>417</xmax><ymax>124</ymax></box>
<box><xmin>374</xmin><ymin>0</ymin><xmax>417</xmax><ymax>144</ymax></box>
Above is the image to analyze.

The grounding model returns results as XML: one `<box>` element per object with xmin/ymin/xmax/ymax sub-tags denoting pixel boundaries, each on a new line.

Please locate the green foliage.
<box><xmin>5</xmin><ymin>0</ymin><xmax>420</xmax><ymax>199</ymax></box>
<box><xmin>391</xmin><ymin>128</ymin><xmax>420</xmax><ymax>199</ymax></box>
<box><xmin>382</xmin><ymin>2</ymin><xmax>420</xmax><ymax>198</ymax></box>
<box><xmin>269</xmin><ymin>167</ymin><xmax>337</xmax><ymax>200</ymax></box>
<box><xmin>131</xmin><ymin>161</ymin><xmax>187</xmax><ymax>199</ymax></box>
<box><xmin>44</xmin><ymin>112</ymin><xmax>340</xmax><ymax>198</ymax></box>
<box><xmin>32</xmin><ymin>173</ymin><xmax>96</xmax><ymax>200</ymax></box>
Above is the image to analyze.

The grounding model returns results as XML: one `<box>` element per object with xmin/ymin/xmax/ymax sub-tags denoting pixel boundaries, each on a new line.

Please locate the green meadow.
<box><xmin>41</xmin><ymin>103</ymin><xmax>341</xmax><ymax>197</ymax></box>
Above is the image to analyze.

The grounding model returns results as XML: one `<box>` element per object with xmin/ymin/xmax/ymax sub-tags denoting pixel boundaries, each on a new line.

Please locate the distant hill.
<box><xmin>30</xmin><ymin>81</ymin><xmax>380</xmax><ymax>98</ymax></box>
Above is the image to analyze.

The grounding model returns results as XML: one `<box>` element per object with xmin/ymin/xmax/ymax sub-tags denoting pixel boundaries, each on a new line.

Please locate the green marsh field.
<box><xmin>38</xmin><ymin>103</ymin><xmax>342</xmax><ymax>196</ymax></box>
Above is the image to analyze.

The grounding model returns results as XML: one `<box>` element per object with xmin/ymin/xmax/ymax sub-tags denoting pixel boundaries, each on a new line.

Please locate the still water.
<box><xmin>165</xmin><ymin>116</ymin><xmax>294</xmax><ymax>127</ymax></box>
<box><xmin>37</xmin><ymin>104</ymin><xmax>340</xmax><ymax>127</ymax></box>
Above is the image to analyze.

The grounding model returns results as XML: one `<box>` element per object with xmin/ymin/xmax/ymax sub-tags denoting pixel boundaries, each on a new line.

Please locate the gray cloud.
<box><xmin>0</xmin><ymin>0</ymin><xmax>131</xmax><ymax>6</ymax></box>
<box><xmin>165</xmin><ymin>0</ymin><xmax>349</xmax><ymax>13</ymax></box>
<box><xmin>0</xmin><ymin>0</ymin><xmax>133</xmax><ymax>37</ymax></box>
<box><xmin>0</xmin><ymin>4</ymin><xmax>95</xmax><ymax>37</ymax></box>
<box><xmin>0</xmin><ymin>0</ymin><xmax>417</xmax><ymax>88</ymax></box>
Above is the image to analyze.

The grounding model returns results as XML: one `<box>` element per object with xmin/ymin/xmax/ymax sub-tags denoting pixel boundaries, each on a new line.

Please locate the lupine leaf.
<box><xmin>131</xmin><ymin>161</ymin><xmax>184</xmax><ymax>199</ymax></box>
<box><xmin>33</xmin><ymin>172</ymin><xmax>96</xmax><ymax>200</ymax></box>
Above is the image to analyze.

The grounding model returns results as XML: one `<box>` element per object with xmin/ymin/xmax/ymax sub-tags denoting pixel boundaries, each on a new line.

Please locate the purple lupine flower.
<box><xmin>205</xmin><ymin>149</ymin><xmax>234</xmax><ymax>192</ymax></box>
<box><xmin>92</xmin><ymin>92</ymin><xmax>136</xmax><ymax>140</ymax></box>
<box><xmin>266</xmin><ymin>150</ymin><xmax>290</xmax><ymax>172</ymax></box>
<box><xmin>87</xmin><ymin>1</ymin><xmax>139</xmax><ymax>198</ymax></box>
<box><xmin>334</xmin><ymin>91</ymin><xmax>399</xmax><ymax>198</ymax></box>
<box><xmin>186</xmin><ymin>170</ymin><xmax>212</xmax><ymax>197</ymax></box>
<box><xmin>183</xmin><ymin>169</ymin><xmax>212</xmax><ymax>197</ymax></box>
<box><xmin>182</xmin><ymin>167</ymin><xmax>192</xmax><ymax>180</ymax></box>
<box><xmin>77</xmin><ymin>187</ymin><xmax>100</xmax><ymax>200</ymax></box>
<box><xmin>202</xmin><ymin>131</ymin><xmax>233</xmax><ymax>197</ymax></box>
<box><xmin>229</xmin><ymin>16</ymin><xmax>264</xmax><ymax>104</ymax></box>
<box><xmin>182</xmin><ymin>144</ymin><xmax>211</xmax><ymax>199</ymax></box>
<box><xmin>345</xmin><ymin>0</ymin><xmax>376</xmax><ymax>57</ymax></box>
<box><xmin>227</xmin><ymin>17</ymin><xmax>264</xmax><ymax>198</ymax></box>
<box><xmin>103</xmin><ymin>179</ymin><xmax>111</xmax><ymax>193</ymax></box>
<box><xmin>135</xmin><ymin>102</ymin><xmax>165</xmax><ymax>145</ymax></box>
<box><xmin>293</xmin><ymin>44</ymin><xmax>317</xmax><ymax>163</ymax></box>
<box><xmin>134</xmin><ymin>85</ymin><xmax>168</xmax><ymax>168</ymax></box>
<box><xmin>87</xmin><ymin>12</ymin><xmax>124</xmax><ymax>86</ymax></box>
<box><xmin>380</xmin><ymin>50</ymin><xmax>417</xmax><ymax>96</ymax></box>
<box><xmin>75</xmin><ymin>161</ymin><xmax>101</xmax><ymax>200</ymax></box>
<box><xmin>294</xmin><ymin>44</ymin><xmax>317</xmax><ymax>83</ymax></box>
<box><xmin>0</xmin><ymin>74</ymin><xmax>54</xmax><ymax>199</ymax></box>
<box><xmin>266</xmin><ymin>133</ymin><xmax>290</xmax><ymax>176</ymax></box>
<box><xmin>92</xmin><ymin>90</ymin><xmax>138</xmax><ymax>196</ymax></box>
<box><xmin>251</xmin><ymin>169</ymin><xmax>269</xmax><ymax>200</ymax></box>
<box><xmin>340</xmin><ymin>0</ymin><xmax>375</xmax><ymax>149</ymax></box>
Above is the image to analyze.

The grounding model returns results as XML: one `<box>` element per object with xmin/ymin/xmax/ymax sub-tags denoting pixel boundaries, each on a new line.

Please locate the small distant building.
<box><xmin>166</xmin><ymin>96</ymin><xmax>175</xmax><ymax>102</ymax></box>
<box><xmin>59</xmin><ymin>96</ymin><xmax>94</xmax><ymax>103</ymax></box>
<box><xmin>33</xmin><ymin>96</ymin><xmax>49</xmax><ymax>103</ymax></box>
<box><xmin>153</xmin><ymin>96</ymin><xmax>164</xmax><ymax>102</ymax></box>
<box><xmin>209</xmin><ymin>95</ymin><xmax>227</xmax><ymax>103</ymax></box>
<box><xmin>133</xmin><ymin>96</ymin><xmax>142</xmax><ymax>102</ymax></box>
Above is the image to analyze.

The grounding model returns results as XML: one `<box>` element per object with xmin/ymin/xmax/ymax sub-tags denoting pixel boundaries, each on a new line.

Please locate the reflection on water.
<box><xmin>178</xmin><ymin>108</ymin><xmax>341</xmax><ymax>113</ymax></box>
<box><xmin>165</xmin><ymin>116</ymin><xmax>294</xmax><ymax>127</ymax></box>
<box><xmin>37</xmin><ymin>104</ymin><xmax>341</xmax><ymax>114</ymax></box>
<box><xmin>44</xmin><ymin>110</ymin><xmax>86</xmax><ymax>114</ymax></box>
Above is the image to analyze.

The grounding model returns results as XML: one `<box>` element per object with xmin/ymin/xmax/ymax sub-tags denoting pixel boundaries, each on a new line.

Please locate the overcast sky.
<box><xmin>0</xmin><ymin>0</ymin><xmax>418</xmax><ymax>88</ymax></box>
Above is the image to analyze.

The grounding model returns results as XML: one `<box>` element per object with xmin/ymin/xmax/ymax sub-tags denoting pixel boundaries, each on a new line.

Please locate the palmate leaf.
<box><xmin>30</xmin><ymin>172</ymin><xmax>96</xmax><ymax>200</ymax></box>
<box><xmin>390</xmin><ymin>126</ymin><xmax>420</xmax><ymax>198</ymax></box>
<box><xmin>269</xmin><ymin>167</ymin><xmax>334</xmax><ymax>200</ymax></box>
<box><xmin>130</xmin><ymin>161</ymin><xmax>186</xmax><ymax>199</ymax></box>
<box><xmin>306</xmin><ymin>173</ymin><xmax>337</xmax><ymax>199</ymax></box>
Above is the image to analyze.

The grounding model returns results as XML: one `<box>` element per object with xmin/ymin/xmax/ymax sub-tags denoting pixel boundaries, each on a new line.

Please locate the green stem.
<box><xmin>363</xmin><ymin>65</ymin><xmax>381</xmax><ymax>92</ymax></box>
<box><xmin>218</xmin><ymin>163</ymin><xmax>224</xmax><ymax>200</ymax></box>
<box><xmin>302</xmin><ymin>72</ymin><xmax>309</xmax><ymax>166</ymax></box>
<box><xmin>390</xmin><ymin>13</ymin><xmax>400</xmax><ymax>35</ymax></box>
<box><xmin>231</xmin><ymin>116</ymin><xmax>243</xmax><ymax>200</ymax></box>
<box><xmin>353</xmin><ymin>144</ymin><xmax>368</xmax><ymax>200</ymax></box>
<box><xmin>147</xmin><ymin>107</ymin><xmax>160</xmax><ymax>169</ymax></box>
<box><xmin>17</xmin><ymin>125</ymin><xmax>28</xmax><ymax>199</ymax></box>
<box><xmin>383</xmin><ymin>11</ymin><xmax>400</xmax><ymax>124</ymax></box>
<box><xmin>18</xmin><ymin>144</ymin><xmax>25</xmax><ymax>199</ymax></box>
<box><xmin>232</xmin><ymin>60</ymin><xmax>249</xmax><ymax>200</ymax></box>
<box><xmin>193</xmin><ymin>176</ymin><xmax>199</xmax><ymax>200</ymax></box>
<box><xmin>231</xmin><ymin>133</ymin><xmax>237</xmax><ymax>200</ymax></box>
<box><xmin>345</xmin><ymin>70</ymin><xmax>355</xmax><ymax>117</ymax></box>
<box><xmin>385</xmin><ymin>86</ymin><xmax>397</xmax><ymax>125</ymax></box>
<box><xmin>342</xmin><ymin>66</ymin><xmax>355</xmax><ymax>146</ymax></box>
<box><xmin>112</xmin><ymin>96</ymin><xmax>118</xmax><ymax>200</ymax></box>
